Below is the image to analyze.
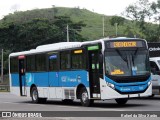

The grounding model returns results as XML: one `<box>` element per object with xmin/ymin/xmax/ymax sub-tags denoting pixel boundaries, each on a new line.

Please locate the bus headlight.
<box><xmin>148</xmin><ymin>81</ymin><xmax>151</xmax><ymax>86</ymax></box>
<box><xmin>106</xmin><ymin>82</ymin><xmax>115</xmax><ymax>89</ymax></box>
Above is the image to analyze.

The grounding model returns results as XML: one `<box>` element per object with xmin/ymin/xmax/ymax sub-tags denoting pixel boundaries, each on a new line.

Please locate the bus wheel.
<box><xmin>31</xmin><ymin>87</ymin><xmax>40</xmax><ymax>103</ymax></box>
<box><xmin>115</xmin><ymin>98</ymin><xmax>128</xmax><ymax>105</ymax></box>
<box><xmin>31</xmin><ymin>87</ymin><xmax>47</xmax><ymax>103</ymax></box>
<box><xmin>80</xmin><ymin>88</ymin><xmax>93</xmax><ymax>107</ymax></box>
<box><xmin>31</xmin><ymin>87</ymin><xmax>39</xmax><ymax>103</ymax></box>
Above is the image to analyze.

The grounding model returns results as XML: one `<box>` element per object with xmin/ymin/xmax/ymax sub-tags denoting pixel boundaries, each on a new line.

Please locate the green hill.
<box><xmin>0</xmin><ymin>7</ymin><xmax>141</xmax><ymax>40</ymax></box>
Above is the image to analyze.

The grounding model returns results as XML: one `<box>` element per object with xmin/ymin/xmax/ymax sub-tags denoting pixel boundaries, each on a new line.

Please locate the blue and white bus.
<box><xmin>9</xmin><ymin>37</ymin><xmax>152</xmax><ymax>106</ymax></box>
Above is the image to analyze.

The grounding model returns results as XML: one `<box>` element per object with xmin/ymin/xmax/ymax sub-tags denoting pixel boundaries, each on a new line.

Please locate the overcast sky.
<box><xmin>0</xmin><ymin>0</ymin><xmax>157</xmax><ymax>19</ymax></box>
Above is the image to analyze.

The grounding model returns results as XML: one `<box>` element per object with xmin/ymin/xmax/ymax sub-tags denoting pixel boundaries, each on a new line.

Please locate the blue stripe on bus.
<box><xmin>48</xmin><ymin>72</ymin><xmax>59</xmax><ymax>87</ymax></box>
<box><xmin>11</xmin><ymin>74</ymin><xmax>19</xmax><ymax>86</ymax></box>
<box><xmin>58</xmin><ymin>70</ymin><xmax>89</xmax><ymax>87</ymax></box>
<box><xmin>11</xmin><ymin>70</ymin><xmax>89</xmax><ymax>87</ymax></box>
<box><xmin>115</xmin><ymin>83</ymin><xmax>148</xmax><ymax>93</ymax></box>
<box><xmin>25</xmin><ymin>72</ymin><xmax>49</xmax><ymax>87</ymax></box>
<box><xmin>105</xmin><ymin>76</ymin><xmax>151</xmax><ymax>86</ymax></box>
<box><xmin>105</xmin><ymin>76</ymin><xmax>151</xmax><ymax>93</ymax></box>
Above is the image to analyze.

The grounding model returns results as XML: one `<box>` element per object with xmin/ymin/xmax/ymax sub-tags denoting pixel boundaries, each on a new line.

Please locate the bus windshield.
<box><xmin>105</xmin><ymin>49</ymin><xmax>150</xmax><ymax>76</ymax></box>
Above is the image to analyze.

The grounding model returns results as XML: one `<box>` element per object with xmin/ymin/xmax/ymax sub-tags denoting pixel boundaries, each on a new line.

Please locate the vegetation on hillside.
<box><xmin>124</xmin><ymin>0</ymin><xmax>160</xmax><ymax>41</ymax></box>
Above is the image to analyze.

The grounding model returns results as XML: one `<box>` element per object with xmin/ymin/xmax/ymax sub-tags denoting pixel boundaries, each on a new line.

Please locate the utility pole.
<box><xmin>102</xmin><ymin>15</ymin><xmax>105</xmax><ymax>37</ymax></box>
<box><xmin>67</xmin><ymin>24</ymin><xmax>69</xmax><ymax>42</ymax></box>
<box><xmin>115</xmin><ymin>23</ymin><xmax>118</xmax><ymax>37</ymax></box>
<box><xmin>1</xmin><ymin>49</ymin><xmax>3</xmax><ymax>83</ymax></box>
<box><xmin>52</xmin><ymin>5</ymin><xmax>55</xmax><ymax>21</ymax></box>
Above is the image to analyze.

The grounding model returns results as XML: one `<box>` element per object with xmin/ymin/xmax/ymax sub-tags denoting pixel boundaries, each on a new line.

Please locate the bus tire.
<box><xmin>115</xmin><ymin>98</ymin><xmax>128</xmax><ymax>105</ymax></box>
<box><xmin>31</xmin><ymin>87</ymin><xmax>47</xmax><ymax>103</ymax></box>
<box><xmin>31</xmin><ymin>87</ymin><xmax>47</xmax><ymax>104</ymax></box>
<box><xmin>31</xmin><ymin>87</ymin><xmax>39</xmax><ymax>103</ymax></box>
<box><xmin>80</xmin><ymin>87</ymin><xmax>93</xmax><ymax>107</ymax></box>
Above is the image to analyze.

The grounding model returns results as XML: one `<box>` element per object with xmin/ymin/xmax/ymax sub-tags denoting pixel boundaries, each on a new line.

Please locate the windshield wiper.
<box><xmin>134</xmin><ymin>48</ymin><xmax>139</xmax><ymax>56</ymax></box>
<box><xmin>132</xmin><ymin>48</ymin><xmax>139</xmax><ymax>66</ymax></box>
<box><xmin>115</xmin><ymin>49</ymin><xmax>129</xmax><ymax>68</ymax></box>
<box><xmin>132</xmin><ymin>55</ymin><xmax>135</xmax><ymax>66</ymax></box>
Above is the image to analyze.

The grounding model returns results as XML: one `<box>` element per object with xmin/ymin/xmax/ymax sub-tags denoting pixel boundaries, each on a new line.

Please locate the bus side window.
<box><xmin>150</xmin><ymin>61</ymin><xmax>159</xmax><ymax>74</ymax></box>
<box><xmin>71</xmin><ymin>50</ymin><xmax>86</xmax><ymax>69</ymax></box>
<box><xmin>60</xmin><ymin>51</ymin><xmax>71</xmax><ymax>70</ymax></box>
<box><xmin>49</xmin><ymin>54</ymin><xmax>58</xmax><ymax>71</ymax></box>
<box><xmin>36</xmin><ymin>54</ymin><xmax>46</xmax><ymax>71</ymax></box>
<box><xmin>26</xmin><ymin>55</ymin><xmax>35</xmax><ymax>72</ymax></box>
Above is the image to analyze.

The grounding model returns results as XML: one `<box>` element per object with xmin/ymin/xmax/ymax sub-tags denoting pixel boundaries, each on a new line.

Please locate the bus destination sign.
<box><xmin>109</xmin><ymin>41</ymin><xmax>144</xmax><ymax>48</ymax></box>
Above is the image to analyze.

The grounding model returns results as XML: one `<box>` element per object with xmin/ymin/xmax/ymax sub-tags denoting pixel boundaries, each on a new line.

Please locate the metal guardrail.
<box><xmin>0</xmin><ymin>84</ymin><xmax>10</xmax><ymax>91</ymax></box>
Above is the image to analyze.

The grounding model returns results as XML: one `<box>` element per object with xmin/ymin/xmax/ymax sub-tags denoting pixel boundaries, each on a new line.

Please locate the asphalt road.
<box><xmin>0</xmin><ymin>92</ymin><xmax>160</xmax><ymax>120</ymax></box>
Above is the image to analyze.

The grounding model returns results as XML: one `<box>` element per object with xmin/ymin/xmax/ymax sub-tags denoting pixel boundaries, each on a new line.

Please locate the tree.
<box><xmin>124</xmin><ymin>0</ymin><xmax>153</xmax><ymax>31</ymax></box>
<box><xmin>150</xmin><ymin>0</ymin><xmax>160</xmax><ymax>40</ymax></box>
<box><xmin>109</xmin><ymin>16</ymin><xmax>125</xmax><ymax>26</ymax></box>
<box><xmin>0</xmin><ymin>15</ymin><xmax>86</xmax><ymax>52</ymax></box>
<box><xmin>54</xmin><ymin>16</ymin><xmax>86</xmax><ymax>42</ymax></box>
<box><xmin>124</xmin><ymin>0</ymin><xmax>160</xmax><ymax>41</ymax></box>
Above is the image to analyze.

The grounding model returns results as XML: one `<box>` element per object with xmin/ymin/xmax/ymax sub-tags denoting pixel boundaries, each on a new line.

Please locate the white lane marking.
<box><xmin>0</xmin><ymin>101</ymin><xmax>125</xmax><ymax>111</ymax></box>
<box><xmin>0</xmin><ymin>101</ymin><xmax>19</xmax><ymax>104</ymax></box>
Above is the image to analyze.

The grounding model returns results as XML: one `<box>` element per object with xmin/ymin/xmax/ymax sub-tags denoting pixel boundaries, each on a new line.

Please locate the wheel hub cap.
<box><xmin>33</xmin><ymin>90</ymin><xmax>38</xmax><ymax>101</ymax></box>
<box><xmin>82</xmin><ymin>92</ymin><xmax>88</xmax><ymax>103</ymax></box>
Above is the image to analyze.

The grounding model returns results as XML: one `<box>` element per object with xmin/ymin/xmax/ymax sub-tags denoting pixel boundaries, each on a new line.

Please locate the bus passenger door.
<box><xmin>88</xmin><ymin>48</ymin><xmax>101</xmax><ymax>98</ymax></box>
<box><xmin>18</xmin><ymin>55</ymin><xmax>26</xmax><ymax>96</ymax></box>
